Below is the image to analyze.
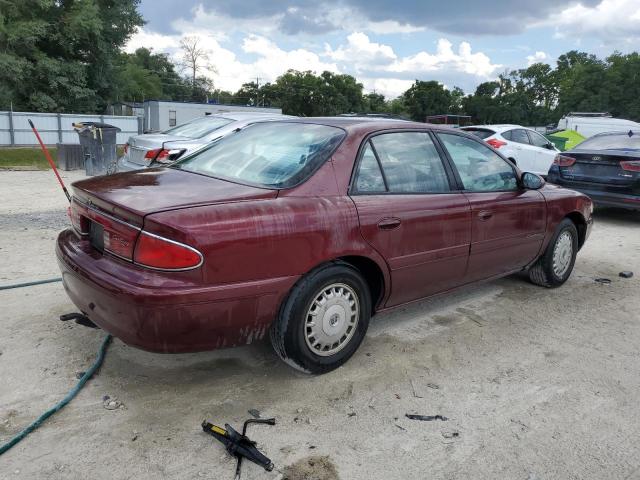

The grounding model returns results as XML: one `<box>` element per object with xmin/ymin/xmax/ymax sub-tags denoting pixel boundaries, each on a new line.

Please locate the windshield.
<box><xmin>163</xmin><ymin>116</ymin><xmax>233</xmax><ymax>139</ymax></box>
<box><xmin>575</xmin><ymin>132</ymin><xmax>640</xmax><ymax>151</ymax></box>
<box><xmin>172</xmin><ymin>122</ymin><xmax>346</xmax><ymax>188</ymax></box>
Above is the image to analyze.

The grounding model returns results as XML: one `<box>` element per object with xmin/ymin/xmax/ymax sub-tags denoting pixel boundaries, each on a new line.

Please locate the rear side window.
<box><xmin>355</xmin><ymin>144</ymin><xmax>386</xmax><ymax>192</ymax></box>
<box><xmin>353</xmin><ymin>132</ymin><xmax>450</xmax><ymax>194</ymax></box>
<box><xmin>163</xmin><ymin>116</ymin><xmax>233</xmax><ymax>139</ymax></box>
<box><xmin>173</xmin><ymin>122</ymin><xmax>345</xmax><ymax>188</ymax></box>
<box><xmin>462</xmin><ymin>128</ymin><xmax>496</xmax><ymax>140</ymax></box>
<box><xmin>438</xmin><ymin>133</ymin><xmax>518</xmax><ymax>192</ymax></box>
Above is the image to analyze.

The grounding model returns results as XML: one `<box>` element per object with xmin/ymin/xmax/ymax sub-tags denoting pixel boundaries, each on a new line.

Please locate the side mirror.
<box><xmin>522</xmin><ymin>172</ymin><xmax>545</xmax><ymax>190</ymax></box>
<box><xmin>545</xmin><ymin>142</ymin><xmax>556</xmax><ymax>150</ymax></box>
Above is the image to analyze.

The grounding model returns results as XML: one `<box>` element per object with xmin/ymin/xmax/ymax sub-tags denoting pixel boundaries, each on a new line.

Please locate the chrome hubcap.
<box><xmin>304</xmin><ymin>283</ymin><xmax>360</xmax><ymax>357</ymax></box>
<box><xmin>552</xmin><ymin>231</ymin><xmax>573</xmax><ymax>278</ymax></box>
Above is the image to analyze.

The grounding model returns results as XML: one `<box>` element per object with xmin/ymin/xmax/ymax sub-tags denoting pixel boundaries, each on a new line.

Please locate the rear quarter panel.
<box><xmin>142</xmin><ymin>162</ymin><xmax>389</xmax><ymax>290</ymax></box>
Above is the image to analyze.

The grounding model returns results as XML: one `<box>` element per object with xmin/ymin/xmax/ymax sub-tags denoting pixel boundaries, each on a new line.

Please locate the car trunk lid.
<box><xmin>71</xmin><ymin>167</ymin><xmax>277</xmax><ymax>226</ymax></box>
<box><xmin>127</xmin><ymin>133</ymin><xmax>189</xmax><ymax>166</ymax></box>
<box><xmin>557</xmin><ymin>150</ymin><xmax>640</xmax><ymax>189</ymax></box>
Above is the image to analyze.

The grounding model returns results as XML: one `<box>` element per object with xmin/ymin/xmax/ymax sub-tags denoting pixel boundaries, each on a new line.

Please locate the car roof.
<box><xmin>243</xmin><ymin>117</ymin><xmax>474</xmax><ymax>137</ymax></box>
<box><xmin>462</xmin><ymin>124</ymin><xmax>524</xmax><ymax>132</ymax></box>
<box><xmin>213</xmin><ymin>111</ymin><xmax>294</xmax><ymax>121</ymax></box>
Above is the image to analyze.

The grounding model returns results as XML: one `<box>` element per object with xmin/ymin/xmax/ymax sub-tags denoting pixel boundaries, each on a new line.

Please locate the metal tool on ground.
<box><xmin>202</xmin><ymin>417</ymin><xmax>276</xmax><ymax>479</ymax></box>
<box><xmin>60</xmin><ymin>312</ymin><xmax>99</xmax><ymax>329</ymax></box>
<box><xmin>405</xmin><ymin>414</ymin><xmax>448</xmax><ymax>421</ymax></box>
<box><xmin>28</xmin><ymin>119</ymin><xmax>71</xmax><ymax>202</ymax></box>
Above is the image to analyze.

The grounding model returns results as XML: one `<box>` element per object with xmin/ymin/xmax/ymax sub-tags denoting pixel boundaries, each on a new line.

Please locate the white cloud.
<box><xmin>324</xmin><ymin>32</ymin><xmax>397</xmax><ymax>73</ymax></box>
<box><xmin>360</xmin><ymin>78</ymin><xmax>415</xmax><ymax>98</ymax></box>
<box><xmin>125</xmin><ymin>28</ymin><xmax>499</xmax><ymax>99</ymax></box>
<box><xmin>387</xmin><ymin>39</ymin><xmax>500</xmax><ymax>78</ymax></box>
<box><xmin>543</xmin><ymin>0</ymin><xmax>640</xmax><ymax>46</ymax></box>
<box><xmin>125</xmin><ymin>29</ymin><xmax>338</xmax><ymax>93</ymax></box>
<box><xmin>526</xmin><ymin>51</ymin><xmax>548</xmax><ymax>66</ymax></box>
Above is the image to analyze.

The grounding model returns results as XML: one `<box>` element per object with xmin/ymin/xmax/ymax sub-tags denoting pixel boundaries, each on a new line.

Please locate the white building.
<box><xmin>142</xmin><ymin>100</ymin><xmax>282</xmax><ymax>132</ymax></box>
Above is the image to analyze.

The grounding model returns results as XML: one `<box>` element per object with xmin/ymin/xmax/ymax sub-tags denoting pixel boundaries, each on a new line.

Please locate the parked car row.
<box><xmin>58</xmin><ymin>116</ymin><xmax>595</xmax><ymax>373</ymax></box>
<box><xmin>462</xmin><ymin>123</ymin><xmax>639</xmax><ymax>211</ymax></box>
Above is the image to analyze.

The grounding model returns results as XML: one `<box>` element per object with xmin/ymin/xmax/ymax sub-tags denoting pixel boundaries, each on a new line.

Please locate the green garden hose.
<box><xmin>0</xmin><ymin>334</ymin><xmax>112</xmax><ymax>456</ymax></box>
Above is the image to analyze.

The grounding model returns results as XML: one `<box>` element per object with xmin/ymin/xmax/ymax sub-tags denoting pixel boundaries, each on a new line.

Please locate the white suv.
<box><xmin>460</xmin><ymin>124</ymin><xmax>559</xmax><ymax>177</ymax></box>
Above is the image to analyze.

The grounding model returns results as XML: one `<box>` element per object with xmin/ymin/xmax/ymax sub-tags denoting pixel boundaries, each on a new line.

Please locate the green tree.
<box><xmin>0</xmin><ymin>0</ymin><xmax>143</xmax><ymax>112</ymax></box>
<box><xmin>402</xmin><ymin>80</ymin><xmax>453</xmax><ymax>122</ymax></box>
<box><xmin>363</xmin><ymin>92</ymin><xmax>386</xmax><ymax>113</ymax></box>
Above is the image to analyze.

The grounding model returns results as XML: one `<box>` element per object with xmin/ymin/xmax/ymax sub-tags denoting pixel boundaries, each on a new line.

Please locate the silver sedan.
<box><xmin>118</xmin><ymin>111</ymin><xmax>294</xmax><ymax>171</ymax></box>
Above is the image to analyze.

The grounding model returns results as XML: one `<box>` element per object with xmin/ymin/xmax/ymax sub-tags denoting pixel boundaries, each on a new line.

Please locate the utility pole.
<box><xmin>255</xmin><ymin>77</ymin><xmax>262</xmax><ymax>107</ymax></box>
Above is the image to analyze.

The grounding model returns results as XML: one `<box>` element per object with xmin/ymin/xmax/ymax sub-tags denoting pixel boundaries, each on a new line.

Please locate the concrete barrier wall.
<box><xmin>0</xmin><ymin>111</ymin><xmax>141</xmax><ymax>146</ymax></box>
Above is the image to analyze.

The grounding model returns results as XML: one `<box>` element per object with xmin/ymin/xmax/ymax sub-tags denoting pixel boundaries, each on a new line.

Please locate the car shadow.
<box><xmin>593</xmin><ymin>206</ymin><xmax>640</xmax><ymax>225</ymax></box>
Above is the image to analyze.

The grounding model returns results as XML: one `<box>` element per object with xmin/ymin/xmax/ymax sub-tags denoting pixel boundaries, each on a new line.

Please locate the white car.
<box><xmin>460</xmin><ymin>124</ymin><xmax>559</xmax><ymax>177</ymax></box>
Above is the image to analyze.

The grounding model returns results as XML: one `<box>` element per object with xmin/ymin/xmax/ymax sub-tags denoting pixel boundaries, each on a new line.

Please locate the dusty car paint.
<box><xmin>56</xmin><ymin>119</ymin><xmax>593</xmax><ymax>353</ymax></box>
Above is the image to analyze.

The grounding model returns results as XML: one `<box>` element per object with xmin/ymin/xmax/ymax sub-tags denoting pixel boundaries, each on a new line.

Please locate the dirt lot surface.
<box><xmin>1</xmin><ymin>170</ymin><xmax>639</xmax><ymax>480</ymax></box>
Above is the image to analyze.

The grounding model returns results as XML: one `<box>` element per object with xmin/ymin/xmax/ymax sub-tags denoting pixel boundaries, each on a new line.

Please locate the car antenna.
<box><xmin>629</xmin><ymin>130</ymin><xmax>634</xmax><ymax>137</ymax></box>
<box><xmin>28</xmin><ymin>119</ymin><xmax>71</xmax><ymax>203</ymax></box>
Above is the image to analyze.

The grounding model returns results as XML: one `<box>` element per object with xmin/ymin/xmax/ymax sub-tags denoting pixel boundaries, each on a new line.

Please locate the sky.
<box><xmin>127</xmin><ymin>0</ymin><xmax>640</xmax><ymax>98</ymax></box>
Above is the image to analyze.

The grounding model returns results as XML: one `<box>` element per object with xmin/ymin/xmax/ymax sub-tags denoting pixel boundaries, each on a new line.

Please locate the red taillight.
<box><xmin>144</xmin><ymin>148</ymin><xmax>162</xmax><ymax>160</ymax></box>
<box><xmin>621</xmin><ymin>160</ymin><xmax>640</xmax><ymax>172</ymax></box>
<box><xmin>144</xmin><ymin>148</ymin><xmax>185</xmax><ymax>164</ymax></box>
<box><xmin>70</xmin><ymin>199</ymin><xmax>90</xmax><ymax>235</ymax></box>
<box><xmin>553</xmin><ymin>154</ymin><xmax>576</xmax><ymax>167</ymax></box>
<box><xmin>486</xmin><ymin>138</ymin><xmax>507</xmax><ymax>149</ymax></box>
<box><xmin>133</xmin><ymin>232</ymin><xmax>202</xmax><ymax>270</ymax></box>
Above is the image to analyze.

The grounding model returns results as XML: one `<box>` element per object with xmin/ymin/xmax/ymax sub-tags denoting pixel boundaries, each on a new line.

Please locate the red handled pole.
<box><xmin>28</xmin><ymin>119</ymin><xmax>71</xmax><ymax>202</ymax></box>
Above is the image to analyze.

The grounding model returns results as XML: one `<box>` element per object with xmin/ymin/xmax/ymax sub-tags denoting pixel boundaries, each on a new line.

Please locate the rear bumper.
<box><xmin>56</xmin><ymin>229</ymin><xmax>298</xmax><ymax>353</ymax></box>
<box><xmin>117</xmin><ymin>156</ymin><xmax>147</xmax><ymax>172</ymax></box>
<box><xmin>548</xmin><ymin>171</ymin><xmax>640</xmax><ymax>211</ymax></box>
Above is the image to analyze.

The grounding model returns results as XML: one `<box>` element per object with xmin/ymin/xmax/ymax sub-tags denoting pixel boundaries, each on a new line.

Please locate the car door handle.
<box><xmin>377</xmin><ymin>218</ymin><xmax>401</xmax><ymax>230</ymax></box>
<box><xmin>478</xmin><ymin>211</ymin><xmax>493</xmax><ymax>221</ymax></box>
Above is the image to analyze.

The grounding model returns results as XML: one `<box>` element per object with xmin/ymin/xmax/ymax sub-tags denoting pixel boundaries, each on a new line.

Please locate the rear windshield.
<box><xmin>461</xmin><ymin>128</ymin><xmax>496</xmax><ymax>140</ymax></box>
<box><xmin>575</xmin><ymin>132</ymin><xmax>640</xmax><ymax>151</ymax></box>
<box><xmin>172</xmin><ymin>122</ymin><xmax>346</xmax><ymax>188</ymax></box>
<box><xmin>163</xmin><ymin>116</ymin><xmax>233</xmax><ymax>139</ymax></box>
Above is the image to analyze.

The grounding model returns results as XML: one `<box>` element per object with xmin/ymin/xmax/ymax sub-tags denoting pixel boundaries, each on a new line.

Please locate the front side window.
<box><xmin>507</xmin><ymin>129</ymin><xmax>531</xmax><ymax>145</ymax></box>
<box><xmin>438</xmin><ymin>133</ymin><xmax>518</xmax><ymax>192</ymax></box>
<box><xmin>173</xmin><ymin>122</ymin><xmax>345</xmax><ymax>188</ymax></box>
<box><xmin>163</xmin><ymin>116</ymin><xmax>233</xmax><ymax>138</ymax></box>
<box><xmin>528</xmin><ymin>130</ymin><xmax>550</xmax><ymax>148</ymax></box>
<box><xmin>367</xmin><ymin>132</ymin><xmax>450</xmax><ymax>193</ymax></box>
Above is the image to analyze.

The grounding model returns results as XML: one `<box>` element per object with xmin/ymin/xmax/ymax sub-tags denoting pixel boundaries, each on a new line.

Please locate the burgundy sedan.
<box><xmin>57</xmin><ymin>119</ymin><xmax>593</xmax><ymax>373</ymax></box>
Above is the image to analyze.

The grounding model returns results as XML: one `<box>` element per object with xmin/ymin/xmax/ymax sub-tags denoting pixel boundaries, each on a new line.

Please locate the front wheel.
<box><xmin>528</xmin><ymin>218</ymin><xmax>578</xmax><ymax>288</ymax></box>
<box><xmin>270</xmin><ymin>263</ymin><xmax>371</xmax><ymax>374</ymax></box>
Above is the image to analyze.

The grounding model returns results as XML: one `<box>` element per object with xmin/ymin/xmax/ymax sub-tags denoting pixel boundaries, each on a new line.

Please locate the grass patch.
<box><xmin>0</xmin><ymin>147</ymin><xmax>56</xmax><ymax>169</ymax></box>
<box><xmin>0</xmin><ymin>147</ymin><xmax>125</xmax><ymax>170</ymax></box>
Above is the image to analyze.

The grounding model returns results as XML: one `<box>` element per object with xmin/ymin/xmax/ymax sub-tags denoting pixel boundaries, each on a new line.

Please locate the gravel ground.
<box><xmin>1</xmin><ymin>170</ymin><xmax>639</xmax><ymax>480</ymax></box>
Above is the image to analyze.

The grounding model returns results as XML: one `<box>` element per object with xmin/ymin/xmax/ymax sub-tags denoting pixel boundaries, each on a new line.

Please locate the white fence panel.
<box><xmin>0</xmin><ymin>111</ymin><xmax>141</xmax><ymax>146</ymax></box>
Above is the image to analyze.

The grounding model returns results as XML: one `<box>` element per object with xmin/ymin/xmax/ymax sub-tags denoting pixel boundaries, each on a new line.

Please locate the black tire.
<box><xmin>270</xmin><ymin>262</ymin><xmax>371</xmax><ymax>374</ymax></box>
<box><xmin>528</xmin><ymin>218</ymin><xmax>578</xmax><ymax>288</ymax></box>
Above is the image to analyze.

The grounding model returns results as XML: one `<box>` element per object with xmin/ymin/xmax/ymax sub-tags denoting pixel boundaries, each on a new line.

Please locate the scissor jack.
<box><xmin>202</xmin><ymin>417</ymin><xmax>276</xmax><ymax>479</ymax></box>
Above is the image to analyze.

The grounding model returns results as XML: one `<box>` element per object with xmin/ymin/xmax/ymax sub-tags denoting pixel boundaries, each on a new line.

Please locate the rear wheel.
<box><xmin>529</xmin><ymin>218</ymin><xmax>578</xmax><ymax>287</ymax></box>
<box><xmin>270</xmin><ymin>263</ymin><xmax>371</xmax><ymax>374</ymax></box>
